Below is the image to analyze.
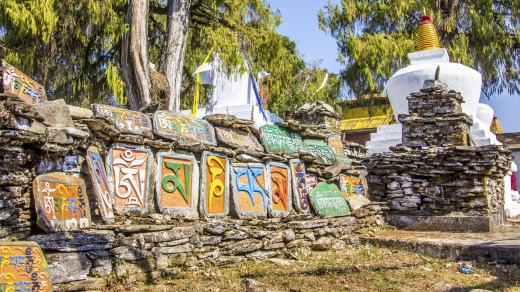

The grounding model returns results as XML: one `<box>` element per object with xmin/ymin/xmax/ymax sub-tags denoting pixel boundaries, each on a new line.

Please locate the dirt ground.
<box><xmin>103</xmin><ymin>245</ymin><xmax>520</xmax><ymax>292</ymax></box>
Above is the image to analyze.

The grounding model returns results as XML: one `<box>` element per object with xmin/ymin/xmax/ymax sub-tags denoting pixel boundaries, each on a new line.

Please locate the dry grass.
<box><xmin>107</xmin><ymin>245</ymin><xmax>520</xmax><ymax>292</ymax></box>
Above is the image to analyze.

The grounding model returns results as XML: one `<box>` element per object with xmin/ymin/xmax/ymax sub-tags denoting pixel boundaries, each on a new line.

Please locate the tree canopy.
<box><xmin>319</xmin><ymin>0</ymin><xmax>520</xmax><ymax>99</ymax></box>
<box><xmin>0</xmin><ymin>0</ymin><xmax>341</xmax><ymax>114</ymax></box>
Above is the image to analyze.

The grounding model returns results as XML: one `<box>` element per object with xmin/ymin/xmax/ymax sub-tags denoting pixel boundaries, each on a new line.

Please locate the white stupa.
<box><xmin>182</xmin><ymin>53</ymin><xmax>282</xmax><ymax>128</ymax></box>
<box><xmin>366</xmin><ymin>14</ymin><xmax>500</xmax><ymax>153</ymax></box>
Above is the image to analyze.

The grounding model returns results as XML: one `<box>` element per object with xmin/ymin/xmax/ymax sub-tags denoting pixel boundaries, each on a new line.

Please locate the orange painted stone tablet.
<box><xmin>0</xmin><ymin>241</ymin><xmax>52</xmax><ymax>291</ymax></box>
<box><xmin>33</xmin><ymin>172</ymin><xmax>91</xmax><ymax>233</ymax></box>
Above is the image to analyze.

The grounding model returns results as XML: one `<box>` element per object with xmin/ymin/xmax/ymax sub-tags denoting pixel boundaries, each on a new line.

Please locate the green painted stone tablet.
<box><xmin>309</xmin><ymin>182</ymin><xmax>351</xmax><ymax>217</ymax></box>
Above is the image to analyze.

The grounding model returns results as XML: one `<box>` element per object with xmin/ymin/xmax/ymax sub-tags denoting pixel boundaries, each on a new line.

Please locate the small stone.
<box><xmin>46</xmin><ymin>252</ymin><xmax>92</xmax><ymax>284</ymax></box>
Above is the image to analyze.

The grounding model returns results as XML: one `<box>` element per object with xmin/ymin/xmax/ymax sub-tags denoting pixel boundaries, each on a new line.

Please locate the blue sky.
<box><xmin>266</xmin><ymin>0</ymin><xmax>520</xmax><ymax>133</ymax></box>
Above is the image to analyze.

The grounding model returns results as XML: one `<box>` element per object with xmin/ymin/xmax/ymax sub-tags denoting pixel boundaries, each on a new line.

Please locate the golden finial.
<box><xmin>417</xmin><ymin>13</ymin><xmax>441</xmax><ymax>51</ymax></box>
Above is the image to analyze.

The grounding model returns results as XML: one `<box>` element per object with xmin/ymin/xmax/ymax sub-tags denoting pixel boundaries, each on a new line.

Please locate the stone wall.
<box><xmin>367</xmin><ymin>81</ymin><xmax>512</xmax><ymax>232</ymax></box>
<box><xmin>0</xmin><ymin>91</ymin><xmax>383</xmax><ymax>289</ymax></box>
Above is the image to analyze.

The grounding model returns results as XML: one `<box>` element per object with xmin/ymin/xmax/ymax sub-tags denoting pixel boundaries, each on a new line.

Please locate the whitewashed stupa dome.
<box><xmin>387</xmin><ymin>15</ymin><xmax>482</xmax><ymax>121</ymax></box>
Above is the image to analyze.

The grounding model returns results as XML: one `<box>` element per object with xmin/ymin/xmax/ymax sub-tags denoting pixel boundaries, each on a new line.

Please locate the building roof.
<box><xmin>341</xmin><ymin>114</ymin><xmax>395</xmax><ymax>132</ymax></box>
<box><xmin>497</xmin><ymin>132</ymin><xmax>520</xmax><ymax>150</ymax></box>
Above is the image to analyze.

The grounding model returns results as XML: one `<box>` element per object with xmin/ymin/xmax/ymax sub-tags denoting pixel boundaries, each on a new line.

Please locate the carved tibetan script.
<box><xmin>215</xmin><ymin>127</ymin><xmax>264</xmax><ymax>152</ymax></box>
<box><xmin>328</xmin><ymin>136</ymin><xmax>351</xmax><ymax>166</ymax></box>
<box><xmin>339</xmin><ymin>175</ymin><xmax>367</xmax><ymax>199</ymax></box>
<box><xmin>0</xmin><ymin>241</ymin><xmax>52</xmax><ymax>292</ymax></box>
<box><xmin>109</xmin><ymin>146</ymin><xmax>151</xmax><ymax>213</ymax></box>
<box><xmin>201</xmin><ymin>152</ymin><xmax>229</xmax><ymax>217</ymax></box>
<box><xmin>302</xmin><ymin>139</ymin><xmax>337</xmax><ymax>165</ymax></box>
<box><xmin>153</xmin><ymin>110</ymin><xmax>217</xmax><ymax>145</ymax></box>
<box><xmin>1</xmin><ymin>61</ymin><xmax>46</xmax><ymax>104</ymax></box>
<box><xmin>309</xmin><ymin>182</ymin><xmax>351</xmax><ymax>217</ymax></box>
<box><xmin>33</xmin><ymin>173</ymin><xmax>91</xmax><ymax>232</ymax></box>
<box><xmin>157</xmin><ymin>153</ymin><xmax>197</xmax><ymax>211</ymax></box>
<box><xmin>289</xmin><ymin>159</ymin><xmax>310</xmax><ymax>214</ymax></box>
<box><xmin>231</xmin><ymin>163</ymin><xmax>267</xmax><ymax>217</ymax></box>
<box><xmin>267</xmin><ymin>163</ymin><xmax>291</xmax><ymax>216</ymax></box>
<box><xmin>260</xmin><ymin>125</ymin><xmax>302</xmax><ymax>155</ymax></box>
<box><xmin>93</xmin><ymin>104</ymin><xmax>152</xmax><ymax>134</ymax></box>
<box><xmin>86</xmin><ymin>146</ymin><xmax>114</xmax><ymax>220</ymax></box>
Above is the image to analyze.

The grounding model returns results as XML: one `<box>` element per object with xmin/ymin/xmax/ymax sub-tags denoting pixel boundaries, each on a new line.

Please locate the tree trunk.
<box><xmin>160</xmin><ymin>0</ymin><xmax>191</xmax><ymax>112</ymax></box>
<box><xmin>120</xmin><ymin>0</ymin><xmax>151</xmax><ymax>110</ymax></box>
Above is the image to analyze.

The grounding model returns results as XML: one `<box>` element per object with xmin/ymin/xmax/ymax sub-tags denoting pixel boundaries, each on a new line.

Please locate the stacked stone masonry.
<box><xmin>368</xmin><ymin>81</ymin><xmax>512</xmax><ymax>232</ymax></box>
<box><xmin>0</xmin><ymin>83</ymin><xmax>380</xmax><ymax>290</ymax></box>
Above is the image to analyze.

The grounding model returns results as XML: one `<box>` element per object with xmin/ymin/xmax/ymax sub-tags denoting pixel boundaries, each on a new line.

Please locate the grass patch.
<box><xmin>110</xmin><ymin>245</ymin><xmax>520</xmax><ymax>291</ymax></box>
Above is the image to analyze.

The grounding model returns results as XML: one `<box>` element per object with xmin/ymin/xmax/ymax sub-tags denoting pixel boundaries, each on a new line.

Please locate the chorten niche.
<box><xmin>366</xmin><ymin>14</ymin><xmax>501</xmax><ymax>154</ymax></box>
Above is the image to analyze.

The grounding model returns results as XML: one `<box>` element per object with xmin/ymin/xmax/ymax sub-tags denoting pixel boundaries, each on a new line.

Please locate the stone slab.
<box><xmin>386</xmin><ymin>212</ymin><xmax>505</xmax><ymax>233</ymax></box>
<box><xmin>29</xmin><ymin>230</ymin><xmax>116</xmax><ymax>252</ymax></box>
<box><xmin>305</xmin><ymin>174</ymin><xmax>318</xmax><ymax>188</ymax></box>
<box><xmin>266</xmin><ymin>162</ymin><xmax>292</xmax><ymax>217</ymax></box>
<box><xmin>107</xmin><ymin>144</ymin><xmax>153</xmax><ymax>216</ymax></box>
<box><xmin>338</xmin><ymin>174</ymin><xmax>367</xmax><ymax>199</ymax></box>
<box><xmin>92</xmin><ymin>104</ymin><xmax>153</xmax><ymax>137</ymax></box>
<box><xmin>215</xmin><ymin>126</ymin><xmax>264</xmax><ymax>153</ymax></box>
<box><xmin>85</xmin><ymin>146</ymin><xmax>115</xmax><ymax>221</ymax></box>
<box><xmin>32</xmin><ymin>99</ymin><xmax>73</xmax><ymax>127</ymax></box>
<box><xmin>0</xmin><ymin>241</ymin><xmax>52</xmax><ymax>291</ymax></box>
<box><xmin>33</xmin><ymin>172</ymin><xmax>91</xmax><ymax>232</ymax></box>
<box><xmin>346</xmin><ymin>194</ymin><xmax>371</xmax><ymax>211</ymax></box>
<box><xmin>1</xmin><ymin>61</ymin><xmax>47</xmax><ymax>104</ymax></box>
<box><xmin>289</xmin><ymin>159</ymin><xmax>311</xmax><ymax>214</ymax></box>
<box><xmin>309</xmin><ymin>182</ymin><xmax>351</xmax><ymax>218</ymax></box>
<box><xmin>260</xmin><ymin>124</ymin><xmax>302</xmax><ymax>155</ymax></box>
<box><xmin>360</xmin><ymin>223</ymin><xmax>520</xmax><ymax>264</ymax></box>
<box><xmin>230</xmin><ymin>163</ymin><xmax>267</xmax><ymax>219</ymax></box>
<box><xmin>153</xmin><ymin>110</ymin><xmax>216</xmax><ymax>145</ymax></box>
<box><xmin>302</xmin><ymin>139</ymin><xmax>337</xmax><ymax>165</ymax></box>
<box><xmin>200</xmin><ymin>151</ymin><xmax>230</xmax><ymax>218</ymax></box>
<box><xmin>68</xmin><ymin>105</ymin><xmax>93</xmax><ymax>119</ymax></box>
<box><xmin>46</xmin><ymin>252</ymin><xmax>91</xmax><ymax>284</ymax></box>
<box><xmin>156</xmin><ymin>152</ymin><xmax>199</xmax><ymax>218</ymax></box>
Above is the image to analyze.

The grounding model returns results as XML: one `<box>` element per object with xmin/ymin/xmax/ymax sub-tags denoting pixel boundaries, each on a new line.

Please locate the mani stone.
<box><xmin>92</xmin><ymin>104</ymin><xmax>153</xmax><ymax>138</ymax></box>
<box><xmin>266</xmin><ymin>162</ymin><xmax>292</xmax><ymax>217</ymax></box>
<box><xmin>289</xmin><ymin>159</ymin><xmax>311</xmax><ymax>214</ymax></box>
<box><xmin>0</xmin><ymin>241</ymin><xmax>52</xmax><ymax>291</ymax></box>
<box><xmin>309</xmin><ymin>182</ymin><xmax>351</xmax><ymax>218</ymax></box>
<box><xmin>1</xmin><ymin>60</ymin><xmax>47</xmax><ymax>104</ymax></box>
<box><xmin>153</xmin><ymin>110</ymin><xmax>217</xmax><ymax>146</ymax></box>
<box><xmin>302</xmin><ymin>139</ymin><xmax>337</xmax><ymax>165</ymax></box>
<box><xmin>230</xmin><ymin>163</ymin><xmax>268</xmax><ymax>219</ymax></box>
<box><xmin>215</xmin><ymin>126</ymin><xmax>264</xmax><ymax>153</ymax></box>
<box><xmin>85</xmin><ymin>146</ymin><xmax>115</xmax><ymax>222</ymax></box>
<box><xmin>200</xmin><ymin>151</ymin><xmax>230</xmax><ymax>218</ymax></box>
<box><xmin>32</xmin><ymin>99</ymin><xmax>74</xmax><ymax>127</ymax></box>
<box><xmin>260</xmin><ymin>124</ymin><xmax>302</xmax><ymax>156</ymax></box>
<box><xmin>107</xmin><ymin>144</ymin><xmax>153</xmax><ymax>216</ymax></box>
<box><xmin>33</xmin><ymin>172</ymin><xmax>91</xmax><ymax>233</ymax></box>
<box><xmin>155</xmin><ymin>152</ymin><xmax>199</xmax><ymax>219</ymax></box>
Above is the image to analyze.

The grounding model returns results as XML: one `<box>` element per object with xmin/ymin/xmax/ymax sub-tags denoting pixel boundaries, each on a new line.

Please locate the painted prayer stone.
<box><xmin>230</xmin><ymin>163</ymin><xmax>267</xmax><ymax>218</ymax></box>
<box><xmin>339</xmin><ymin>175</ymin><xmax>367</xmax><ymax>199</ymax></box>
<box><xmin>85</xmin><ymin>146</ymin><xmax>115</xmax><ymax>221</ymax></box>
<box><xmin>92</xmin><ymin>104</ymin><xmax>152</xmax><ymax>136</ymax></box>
<box><xmin>260</xmin><ymin>125</ymin><xmax>302</xmax><ymax>155</ymax></box>
<box><xmin>108</xmin><ymin>144</ymin><xmax>152</xmax><ymax>215</ymax></box>
<box><xmin>0</xmin><ymin>241</ymin><xmax>52</xmax><ymax>292</ymax></box>
<box><xmin>200</xmin><ymin>152</ymin><xmax>229</xmax><ymax>217</ymax></box>
<box><xmin>156</xmin><ymin>152</ymin><xmax>199</xmax><ymax>218</ymax></box>
<box><xmin>153</xmin><ymin>110</ymin><xmax>217</xmax><ymax>145</ymax></box>
<box><xmin>302</xmin><ymin>139</ymin><xmax>337</xmax><ymax>165</ymax></box>
<box><xmin>266</xmin><ymin>162</ymin><xmax>292</xmax><ymax>217</ymax></box>
<box><xmin>328</xmin><ymin>136</ymin><xmax>351</xmax><ymax>166</ymax></box>
<box><xmin>0</xmin><ymin>61</ymin><xmax>47</xmax><ymax>104</ymax></box>
<box><xmin>289</xmin><ymin>159</ymin><xmax>311</xmax><ymax>214</ymax></box>
<box><xmin>309</xmin><ymin>182</ymin><xmax>351</xmax><ymax>217</ymax></box>
<box><xmin>215</xmin><ymin>127</ymin><xmax>264</xmax><ymax>152</ymax></box>
<box><xmin>305</xmin><ymin>174</ymin><xmax>318</xmax><ymax>188</ymax></box>
<box><xmin>33</xmin><ymin>173</ymin><xmax>91</xmax><ymax>232</ymax></box>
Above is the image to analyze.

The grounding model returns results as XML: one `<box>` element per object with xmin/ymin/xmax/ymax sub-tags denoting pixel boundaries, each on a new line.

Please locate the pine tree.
<box><xmin>319</xmin><ymin>0</ymin><xmax>520</xmax><ymax>98</ymax></box>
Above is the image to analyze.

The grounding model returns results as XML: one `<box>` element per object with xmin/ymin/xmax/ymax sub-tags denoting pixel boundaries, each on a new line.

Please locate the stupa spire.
<box><xmin>417</xmin><ymin>13</ymin><xmax>441</xmax><ymax>51</ymax></box>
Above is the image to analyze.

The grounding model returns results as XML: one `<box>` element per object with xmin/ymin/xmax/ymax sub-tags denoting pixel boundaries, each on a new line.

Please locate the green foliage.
<box><xmin>319</xmin><ymin>0</ymin><xmax>520</xmax><ymax>98</ymax></box>
<box><xmin>1</xmin><ymin>0</ymin><xmax>128</xmax><ymax>105</ymax></box>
